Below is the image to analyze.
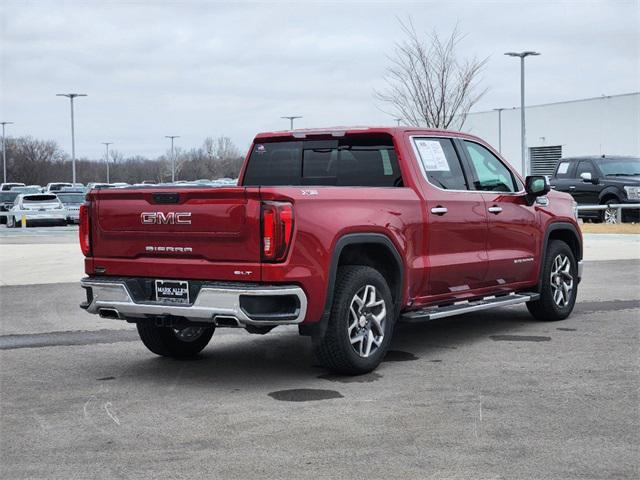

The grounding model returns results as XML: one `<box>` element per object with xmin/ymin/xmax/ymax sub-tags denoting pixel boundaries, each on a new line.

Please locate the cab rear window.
<box><xmin>242</xmin><ymin>134</ymin><xmax>402</xmax><ymax>187</ymax></box>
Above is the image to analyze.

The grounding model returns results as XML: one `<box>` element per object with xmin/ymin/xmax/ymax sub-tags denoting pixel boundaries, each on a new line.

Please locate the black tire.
<box><xmin>137</xmin><ymin>323</ymin><xmax>215</xmax><ymax>358</ymax></box>
<box><xmin>527</xmin><ymin>240</ymin><xmax>578</xmax><ymax>321</ymax></box>
<box><xmin>313</xmin><ymin>265</ymin><xmax>395</xmax><ymax>375</ymax></box>
<box><xmin>6</xmin><ymin>216</ymin><xmax>16</xmax><ymax>228</ymax></box>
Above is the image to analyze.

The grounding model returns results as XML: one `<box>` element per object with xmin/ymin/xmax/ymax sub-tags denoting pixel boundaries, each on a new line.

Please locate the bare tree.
<box><xmin>109</xmin><ymin>149</ymin><xmax>124</xmax><ymax>164</ymax></box>
<box><xmin>375</xmin><ymin>20</ymin><xmax>488</xmax><ymax>130</ymax></box>
<box><xmin>3</xmin><ymin>134</ymin><xmax>245</xmax><ymax>186</ymax></box>
<box><xmin>203</xmin><ymin>136</ymin><xmax>240</xmax><ymax>161</ymax></box>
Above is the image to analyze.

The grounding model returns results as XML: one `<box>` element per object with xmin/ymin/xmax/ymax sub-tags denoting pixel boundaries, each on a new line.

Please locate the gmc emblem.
<box><xmin>141</xmin><ymin>212</ymin><xmax>192</xmax><ymax>225</ymax></box>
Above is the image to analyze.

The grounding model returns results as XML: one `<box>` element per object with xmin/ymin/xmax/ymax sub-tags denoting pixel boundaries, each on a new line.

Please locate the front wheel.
<box><xmin>6</xmin><ymin>216</ymin><xmax>16</xmax><ymax>228</ymax></box>
<box><xmin>527</xmin><ymin>240</ymin><xmax>578</xmax><ymax>321</ymax></box>
<box><xmin>137</xmin><ymin>323</ymin><xmax>215</xmax><ymax>358</ymax></box>
<box><xmin>601</xmin><ymin>199</ymin><xmax>619</xmax><ymax>224</ymax></box>
<box><xmin>313</xmin><ymin>265</ymin><xmax>395</xmax><ymax>375</ymax></box>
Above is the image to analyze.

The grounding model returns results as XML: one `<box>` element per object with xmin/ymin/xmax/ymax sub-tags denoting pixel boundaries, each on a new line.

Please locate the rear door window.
<box><xmin>243</xmin><ymin>134</ymin><xmax>402</xmax><ymax>187</ymax></box>
<box><xmin>412</xmin><ymin>137</ymin><xmax>469</xmax><ymax>190</ymax></box>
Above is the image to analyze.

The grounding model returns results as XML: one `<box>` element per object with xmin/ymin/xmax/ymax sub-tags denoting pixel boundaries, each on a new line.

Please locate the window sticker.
<box><xmin>255</xmin><ymin>144</ymin><xmax>266</xmax><ymax>154</ymax></box>
<box><xmin>557</xmin><ymin>162</ymin><xmax>569</xmax><ymax>174</ymax></box>
<box><xmin>416</xmin><ymin>140</ymin><xmax>450</xmax><ymax>171</ymax></box>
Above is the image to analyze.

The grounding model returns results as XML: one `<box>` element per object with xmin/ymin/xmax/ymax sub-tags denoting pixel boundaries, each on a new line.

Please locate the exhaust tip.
<box><xmin>98</xmin><ymin>308</ymin><xmax>120</xmax><ymax>319</ymax></box>
<box><xmin>214</xmin><ymin>315</ymin><xmax>241</xmax><ymax>328</ymax></box>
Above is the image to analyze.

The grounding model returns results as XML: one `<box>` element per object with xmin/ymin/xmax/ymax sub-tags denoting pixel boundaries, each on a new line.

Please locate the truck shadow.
<box><xmin>106</xmin><ymin>306</ymin><xmax>545</xmax><ymax>387</ymax></box>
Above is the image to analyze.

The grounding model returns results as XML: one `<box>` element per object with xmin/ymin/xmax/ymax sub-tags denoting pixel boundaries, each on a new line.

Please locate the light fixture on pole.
<box><xmin>56</xmin><ymin>93</ymin><xmax>87</xmax><ymax>184</ymax></box>
<box><xmin>102</xmin><ymin>142</ymin><xmax>113</xmax><ymax>183</ymax></box>
<box><xmin>281</xmin><ymin>116</ymin><xmax>302</xmax><ymax>130</ymax></box>
<box><xmin>394</xmin><ymin>118</ymin><xmax>402</xmax><ymax>126</ymax></box>
<box><xmin>504</xmin><ymin>51</ymin><xmax>540</xmax><ymax>176</ymax></box>
<box><xmin>1</xmin><ymin>121</ymin><xmax>14</xmax><ymax>183</ymax></box>
<box><xmin>165</xmin><ymin>136</ymin><xmax>179</xmax><ymax>182</ymax></box>
<box><xmin>493</xmin><ymin>108</ymin><xmax>505</xmax><ymax>153</ymax></box>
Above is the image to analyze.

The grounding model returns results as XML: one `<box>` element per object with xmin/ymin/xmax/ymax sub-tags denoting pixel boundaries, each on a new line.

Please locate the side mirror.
<box><xmin>525</xmin><ymin>175</ymin><xmax>551</xmax><ymax>205</ymax></box>
<box><xmin>580</xmin><ymin>172</ymin><xmax>598</xmax><ymax>184</ymax></box>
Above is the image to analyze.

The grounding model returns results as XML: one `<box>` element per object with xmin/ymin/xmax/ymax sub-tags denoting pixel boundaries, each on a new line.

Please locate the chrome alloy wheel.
<box><xmin>173</xmin><ymin>326</ymin><xmax>206</xmax><ymax>342</ymax></box>
<box><xmin>348</xmin><ymin>285</ymin><xmax>387</xmax><ymax>358</ymax></box>
<box><xmin>550</xmin><ymin>254</ymin><xmax>574</xmax><ymax>308</ymax></box>
<box><xmin>603</xmin><ymin>205</ymin><xmax>618</xmax><ymax>224</ymax></box>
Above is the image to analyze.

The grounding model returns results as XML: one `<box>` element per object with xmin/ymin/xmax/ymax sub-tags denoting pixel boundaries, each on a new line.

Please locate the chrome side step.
<box><xmin>400</xmin><ymin>292</ymin><xmax>540</xmax><ymax>323</ymax></box>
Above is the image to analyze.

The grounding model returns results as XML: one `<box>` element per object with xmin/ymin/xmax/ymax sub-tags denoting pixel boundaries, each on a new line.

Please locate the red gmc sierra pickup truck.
<box><xmin>79</xmin><ymin>127</ymin><xmax>582</xmax><ymax>374</ymax></box>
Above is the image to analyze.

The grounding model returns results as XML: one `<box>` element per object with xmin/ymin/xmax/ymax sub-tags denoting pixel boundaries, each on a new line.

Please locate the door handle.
<box><xmin>569</xmin><ymin>186</ymin><xmax>576</xmax><ymax>190</ymax></box>
<box><xmin>430</xmin><ymin>206</ymin><xmax>448</xmax><ymax>215</ymax></box>
<box><xmin>488</xmin><ymin>206</ymin><xmax>502</xmax><ymax>214</ymax></box>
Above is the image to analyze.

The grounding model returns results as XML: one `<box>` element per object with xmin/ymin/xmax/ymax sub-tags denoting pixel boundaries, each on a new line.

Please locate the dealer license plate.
<box><xmin>155</xmin><ymin>280</ymin><xmax>189</xmax><ymax>304</ymax></box>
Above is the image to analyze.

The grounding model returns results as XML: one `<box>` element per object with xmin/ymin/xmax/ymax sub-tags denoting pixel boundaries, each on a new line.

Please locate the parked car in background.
<box><xmin>0</xmin><ymin>182</ymin><xmax>25</xmax><ymax>191</ymax></box>
<box><xmin>550</xmin><ymin>155</ymin><xmax>640</xmax><ymax>223</ymax></box>
<box><xmin>57</xmin><ymin>192</ymin><xmax>85</xmax><ymax>223</ymax></box>
<box><xmin>0</xmin><ymin>191</ymin><xmax>20</xmax><ymax>224</ymax></box>
<box><xmin>5</xmin><ymin>193</ymin><xmax>67</xmax><ymax>228</ymax></box>
<box><xmin>45</xmin><ymin>182</ymin><xmax>73</xmax><ymax>192</ymax></box>
<box><xmin>86</xmin><ymin>182</ymin><xmax>112</xmax><ymax>190</ymax></box>
<box><xmin>8</xmin><ymin>186</ymin><xmax>42</xmax><ymax>195</ymax></box>
<box><xmin>59</xmin><ymin>187</ymin><xmax>86</xmax><ymax>193</ymax></box>
<box><xmin>214</xmin><ymin>177</ymin><xmax>238</xmax><ymax>185</ymax></box>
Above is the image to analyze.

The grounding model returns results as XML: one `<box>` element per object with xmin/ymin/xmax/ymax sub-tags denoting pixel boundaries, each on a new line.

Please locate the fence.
<box><xmin>575</xmin><ymin>204</ymin><xmax>640</xmax><ymax>224</ymax></box>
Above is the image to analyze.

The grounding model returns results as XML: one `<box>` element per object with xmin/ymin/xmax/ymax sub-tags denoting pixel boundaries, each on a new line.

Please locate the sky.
<box><xmin>1</xmin><ymin>0</ymin><xmax>638</xmax><ymax>159</ymax></box>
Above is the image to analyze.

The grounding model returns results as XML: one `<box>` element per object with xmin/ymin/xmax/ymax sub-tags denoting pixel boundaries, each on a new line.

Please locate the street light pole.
<box><xmin>102</xmin><ymin>142</ymin><xmax>113</xmax><ymax>183</ymax></box>
<box><xmin>1</xmin><ymin>121</ymin><xmax>14</xmax><ymax>183</ymax></box>
<box><xmin>165</xmin><ymin>136</ymin><xmax>179</xmax><ymax>182</ymax></box>
<box><xmin>504</xmin><ymin>51</ymin><xmax>540</xmax><ymax>176</ymax></box>
<box><xmin>281</xmin><ymin>116</ymin><xmax>302</xmax><ymax>130</ymax></box>
<box><xmin>394</xmin><ymin>118</ymin><xmax>402</xmax><ymax>126</ymax></box>
<box><xmin>56</xmin><ymin>93</ymin><xmax>87</xmax><ymax>184</ymax></box>
<box><xmin>493</xmin><ymin>108</ymin><xmax>505</xmax><ymax>153</ymax></box>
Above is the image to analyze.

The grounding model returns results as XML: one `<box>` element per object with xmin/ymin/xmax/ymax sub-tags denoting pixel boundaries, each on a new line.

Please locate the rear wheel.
<box><xmin>313</xmin><ymin>265</ymin><xmax>395</xmax><ymax>375</ymax></box>
<box><xmin>137</xmin><ymin>323</ymin><xmax>215</xmax><ymax>358</ymax></box>
<box><xmin>527</xmin><ymin>240</ymin><xmax>578</xmax><ymax>321</ymax></box>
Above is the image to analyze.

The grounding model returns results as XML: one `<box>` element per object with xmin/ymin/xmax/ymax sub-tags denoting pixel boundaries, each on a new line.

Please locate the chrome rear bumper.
<box><xmin>80</xmin><ymin>278</ymin><xmax>307</xmax><ymax>327</ymax></box>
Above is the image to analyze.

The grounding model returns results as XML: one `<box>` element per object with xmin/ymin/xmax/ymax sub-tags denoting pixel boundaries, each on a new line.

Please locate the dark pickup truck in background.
<box><xmin>550</xmin><ymin>155</ymin><xmax>640</xmax><ymax>223</ymax></box>
<box><xmin>79</xmin><ymin>127</ymin><xmax>583</xmax><ymax>374</ymax></box>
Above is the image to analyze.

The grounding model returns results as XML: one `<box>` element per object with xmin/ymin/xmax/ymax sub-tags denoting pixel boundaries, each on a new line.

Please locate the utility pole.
<box><xmin>1</xmin><ymin>121</ymin><xmax>14</xmax><ymax>183</ymax></box>
<box><xmin>504</xmin><ymin>51</ymin><xmax>540</xmax><ymax>176</ymax></box>
<box><xmin>56</xmin><ymin>93</ymin><xmax>87</xmax><ymax>184</ymax></box>
<box><xmin>281</xmin><ymin>116</ymin><xmax>302</xmax><ymax>130</ymax></box>
<box><xmin>102</xmin><ymin>142</ymin><xmax>113</xmax><ymax>183</ymax></box>
<box><xmin>165</xmin><ymin>136</ymin><xmax>179</xmax><ymax>182</ymax></box>
<box><xmin>394</xmin><ymin>118</ymin><xmax>402</xmax><ymax>126</ymax></box>
<box><xmin>493</xmin><ymin>108</ymin><xmax>505</xmax><ymax>153</ymax></box>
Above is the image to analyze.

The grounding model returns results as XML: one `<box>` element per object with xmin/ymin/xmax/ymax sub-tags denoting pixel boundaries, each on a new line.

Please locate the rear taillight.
<box><xmin>79</xmin><ymin>203</ymin><xmax>91</xmax><ymax>256</ymax></box>
<box><xmin>261</xmin><ymin>202</ymin><xmax>294</xmax><ymax>262</ymax></box>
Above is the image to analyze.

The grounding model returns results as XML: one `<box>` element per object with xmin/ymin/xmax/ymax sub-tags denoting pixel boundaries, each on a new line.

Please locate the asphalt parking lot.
<box><xmin>0</xmin><ymin>226</ymin><xmax>638</xmax><ymax>479</ymax></box>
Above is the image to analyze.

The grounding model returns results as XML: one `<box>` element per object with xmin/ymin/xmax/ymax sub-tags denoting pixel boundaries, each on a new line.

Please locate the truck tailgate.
<box><xmin>90</xmin><ymin>187</ymin><xmax>262</xmax><ymax>279</ymax></box>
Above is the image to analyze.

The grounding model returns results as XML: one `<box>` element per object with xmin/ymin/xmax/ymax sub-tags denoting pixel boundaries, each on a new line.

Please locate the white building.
<box><xmin>461</xmin><ymin>92</ymin><xmax>640</xmax><ymax>176</ymax></box>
